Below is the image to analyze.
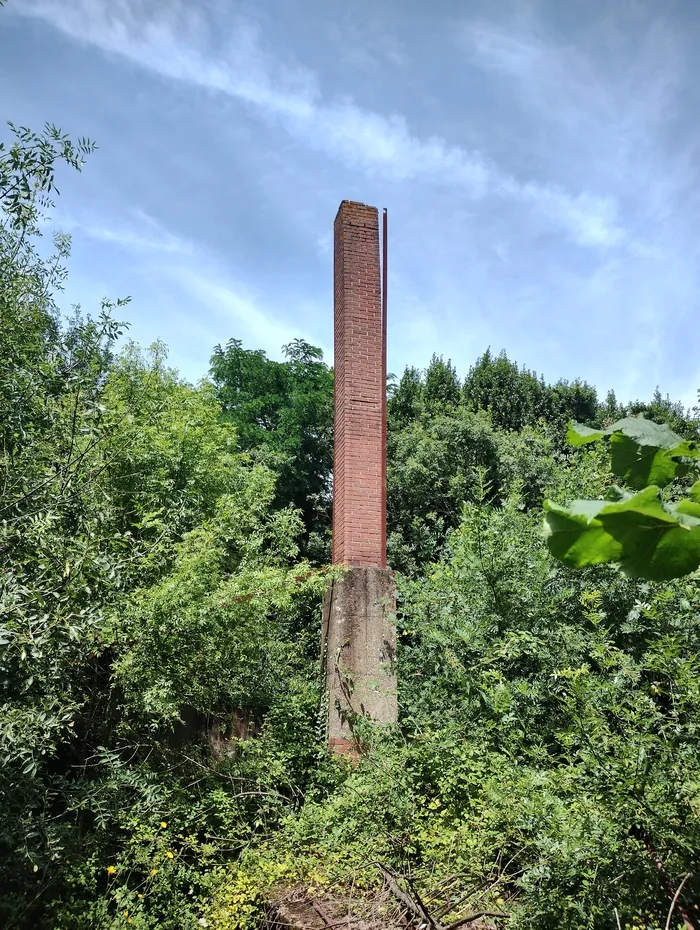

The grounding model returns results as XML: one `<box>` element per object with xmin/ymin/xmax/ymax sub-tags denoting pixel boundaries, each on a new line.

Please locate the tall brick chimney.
<box><xmin>332</xmin><ymin>200</ymin><xmax>386</xmax><ymax>567</ymax></box>
<box><xmin>322</xmin><ymin>201</ymin><xmax>397</xmax><ymax>756</ymax></box>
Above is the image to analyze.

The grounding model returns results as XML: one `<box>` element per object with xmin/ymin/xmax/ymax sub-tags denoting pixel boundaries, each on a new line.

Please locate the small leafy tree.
<box><xmin>423</xmin><ymin>354</ymin><xmax>461</xmax><ymax>413</ymax></box>
<box><xmin>388</xmin><ymin>365</ymin><xmax>423</xmax><ymax>429</ymax></box>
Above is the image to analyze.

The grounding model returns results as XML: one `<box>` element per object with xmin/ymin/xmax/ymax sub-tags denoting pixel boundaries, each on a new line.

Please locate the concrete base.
<box><xmin>321</xmin><ymin>566</ymin><xmax>397</xmax><ymax>755</ymax></box>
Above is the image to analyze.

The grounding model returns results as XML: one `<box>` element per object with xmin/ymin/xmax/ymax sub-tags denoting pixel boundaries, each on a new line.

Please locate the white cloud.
<box><xmin>458</xmin><ymin>14</ymin><xmax>693</xmax><ymax>247</ymax></box>
<box><xmin>55</xmin><ymin>209</ymin><xmax>193</xmax><ymax>255</ymax></box>
<box><xmin>47</xmin><ymin>200</ymin><xmax>317</xmax><ymax>361</ymax></box>
<box><xmin>504</xmin><ymin>179</ymin><xmax>623</xmax><ymax>248</ymax></box>
<box><xmin>458</xmin><ymin>15</ymin><xmax>686</xmax><ymax>201</ymax></box>
<box><xmin>171</xmin><ymin>265</ymin><xmax>319</xmax><ymax>359</ymax></box>
<box><xmin>14</xmin><ymin>0</ymin><xmax>624</xmax><ymax>249</ymax></box>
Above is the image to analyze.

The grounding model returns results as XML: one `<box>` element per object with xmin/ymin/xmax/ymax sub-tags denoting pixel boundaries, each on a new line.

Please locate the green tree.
<box><xmin>462</xmin><ymin>349</ymin><xmax>548</xmax><ymax>431</ymax></box>
<box><xmin>423</xmin><ymin>354</ymin><xmax>460</xmax><ymax>414</ymax></box>
<box><xmin>627</xmin><ymin>387</ymin><xmax>697</xmax><ymax>439</ymax></box>
<box><xmin>0</xmin><ymin>117</ymin><xmax>327</xmax><ymax>928</ymax></box>
<box><xmin>116</xmin><ymin>457</ymin><xmax>320</xmax><ymax>724</ymax></box>
<box><xmin>209</xmin><ymin>337</ymin><xmax>333</xmax><ymax>554</ymax></box>
<box><xmin>388</xmin><ymin>365</ymin><xmax>423</xmax><ymax>429</ymax></box>
<box><xmin>387</xmin><ymin>409</ymin><xmax>501</xmax><ymax>571</ymax></box>
<box><xmin>210</xmin><ymin>455</ymin><xmax>700</xmax><ymax>929</ymax></box>
<box><xmin>395</xmin><ymin>491</ymin><xmax>700</xmax><ymax>927</ymax></box>
<box><xmin>463</xmin><ymin>349</ymin><xmax>598</xmax><ymax>432</ymax></box>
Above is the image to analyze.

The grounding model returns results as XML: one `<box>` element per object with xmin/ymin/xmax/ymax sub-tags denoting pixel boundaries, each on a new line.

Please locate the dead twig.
<box><xmin>311</xmin><ymin>900</ymin><xmax>365</xmax><ymax>929</ymax></box>
<box><xmin>404</xmin><ymin>869</ymin><xmax>438</xmax><ymax>929</ymax></box>
<box><xmin>377</xmin><ymin>862</ymin><xmax>510</xmax><ymax>930</ymax></box>
<box><xmin>666</xmin><ymin>874</ymin><xmax>693</xmax><ymax>930</ymax></box>
<box><xmin>631</xmin><ymin>828</ymin><xmax>696</xmax><ymax>930</ymax></box>
<box><xmin>434</xmin><ymin>868</ymin><xmax>524</xmax><ymax>923</ymax></box>
<box><xmin>446</xmin><ymin>912</ymin><xmax>510</xmax><ymax>930</ymax></box>
<box><xmin>378</xmin><ymin>862</ymin><xmax>435</xmax><ymax>927</ymax></box>
<box><xmin>434</xmin><ymin>879</ymin><xmax>492</xmax><ymax>921</ymax></box>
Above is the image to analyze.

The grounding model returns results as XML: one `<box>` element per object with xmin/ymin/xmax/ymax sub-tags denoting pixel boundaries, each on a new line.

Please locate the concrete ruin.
<box><xmin>322</xmin><ymin>201</ymin><xmax>398</xmax><ymax>756</ymax></box>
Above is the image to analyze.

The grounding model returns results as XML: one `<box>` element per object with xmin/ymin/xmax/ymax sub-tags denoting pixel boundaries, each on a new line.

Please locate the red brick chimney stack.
<box><xmin>323</xmin><ymin>200</ymin><xmax>396</xmax><ymax>757</ymax></box>
<box><xmin>332</xmin><ymin>200</ymin><xmax>386</xmax><ymax>568</ymax></box>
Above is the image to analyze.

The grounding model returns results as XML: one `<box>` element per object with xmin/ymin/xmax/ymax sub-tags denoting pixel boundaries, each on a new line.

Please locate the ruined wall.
<box><xmin>322</xmin><ymin>567</ymin><xmax>397</xmax><ymax>754</ymax></box>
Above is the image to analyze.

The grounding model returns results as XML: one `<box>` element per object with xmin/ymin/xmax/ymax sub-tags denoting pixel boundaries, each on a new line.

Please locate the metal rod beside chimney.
<box><xmin>381</xmin><ymin>208</ymin><xmax>388</xmax><ymax>568</ymax></box>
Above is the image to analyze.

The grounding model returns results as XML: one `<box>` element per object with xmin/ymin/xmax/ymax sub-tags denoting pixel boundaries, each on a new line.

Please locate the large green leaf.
<box><xmin>568</xmin><ymin>417</ymin><xmax>689</xmax><ymax>449</ymax></box>
<box><xmin>544</xmin><ymin>486</ymin><xmax>700</xmax><ymax>580</ymax></box>
<box><xmin>567</xmin><ymin>418</ymin><xmax>699</xmax><ymax>489</ymax></box>
<box><xmin>543</xmin><ymin>498</ymin><xmax>623</xmax><ymax>567</ymax></box>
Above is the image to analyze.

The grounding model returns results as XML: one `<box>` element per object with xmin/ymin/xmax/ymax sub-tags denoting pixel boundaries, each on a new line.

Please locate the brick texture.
<box><xmin>328</xmin><ymin>737</ymin><xmax>359</xmax><ymax>763</ymax></box>
<box><xmin>332</xmin><ymin>201</ymin><xmax>386</xmax><ymax>568</ymax></box>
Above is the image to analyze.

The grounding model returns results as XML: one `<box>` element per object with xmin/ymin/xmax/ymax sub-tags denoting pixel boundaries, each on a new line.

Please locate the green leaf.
<box><xmin>543</xmin><ymin>498</ymin><xmax>623</xmax><ymax>568</ymax></box>
<box><xmin>567</xmin><ymin>422</ymin><xmax>609</xmax><ymax>445</ymax></box>
<box><xmin>544</xmin><ymin>486</ymin><xmax>700</xmax><ymax>580</ymax></box>
<box><xmin>568</xmin><ymin>417</ymin><xmax>699</xmax><ymax>488</ymax></box>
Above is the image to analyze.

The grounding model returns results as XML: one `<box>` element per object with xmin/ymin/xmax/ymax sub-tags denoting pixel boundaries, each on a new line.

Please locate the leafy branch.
<box><xmin>544</xmin><ymin>417</ymin><xmax>700</xmax><ymax>579</ymax></box>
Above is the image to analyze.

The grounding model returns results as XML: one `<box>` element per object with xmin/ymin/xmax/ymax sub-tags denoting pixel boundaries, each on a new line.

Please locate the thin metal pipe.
<box><xmin>381</xmin><ymin>208</ymin><xmax>388</xmax><ymax>569</ymax></box>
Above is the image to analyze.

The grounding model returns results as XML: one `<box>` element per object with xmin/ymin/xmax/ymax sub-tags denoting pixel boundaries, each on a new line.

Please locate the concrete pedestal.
<box><xmin>321</xmin><ymin>566</ymin><xmax>397</xmax><ymax>755</ymax></box>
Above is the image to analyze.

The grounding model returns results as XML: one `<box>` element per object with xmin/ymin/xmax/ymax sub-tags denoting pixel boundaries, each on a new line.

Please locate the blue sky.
<box><xmin>2</xmin><ymin>0</ymin><xmax>699</xmax><ymax>405</ymax></box>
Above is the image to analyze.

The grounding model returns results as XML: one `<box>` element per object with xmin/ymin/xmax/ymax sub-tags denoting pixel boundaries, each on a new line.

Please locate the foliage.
<box><xmin>545</xmin><ymin>418</ymin><xmax>700</xmax><ymax>580</ymax></box>
<box><xmin>209</xmin><ymin>337</ymin><xmax>333</xmax><ymax>556</ymax></box>
<box><xmin>211</xmin><ymin>492</ymin><xmax>700</xmax><ymax>929</ymax></box>
<box><xmin>0</xmin><ymin>117</ymin><xmax>326</xmax><ymax>928</ymax></box>
<box><xmin>1</xmin><ymin>120</ymin><xmax>95</xmax><ymax>230</ymax></box>
<box><xmin>206</xmin><ymin>449</ymin><xmax>700</xmax><ymax>930</ymax></box>
<box><xmin>627</xmin><ymin>387</ymin><xmax>698</xmax><ymax>439</ymax></box>
<box><xmin>116</xmin><ymin>471</ymin><xmax>322</xmax><ymax>723</ymax></box>
<box><xmin>0</xmin><ymin>315</ymin><xmax>326</xmax><ymax>926</ymax></box>
<box><xmin>387</xmin><ymin>409</ymin><xmax>501</xmax><ymax>571</ymax></box>
<box><xmin>393</xmin><ymin>495</ymin><xmax>700</xmax><ymax>927</ymax></box>
<box><xmin>462</xmin><ymin>348</ymin><xmax>598</xmax><ymax>433</ymax></box>
<box><xmin>388</xmin><ymin>365</ymin><xmax>423</xmax><ymax>429</ymax></box>
<box><xmin>567</xmin><ymin>418</ymin><xmax>700</xmax><ymax>490</ymax></box>
<box><xmin>386</xmin><ymin>353</ymin><xmax>615</xmax><ymax>571</ymax></box>
<box><xmin>423</xmin><ymin>353</ymin><xmax>461</xmax><ymax>413</ymax></box>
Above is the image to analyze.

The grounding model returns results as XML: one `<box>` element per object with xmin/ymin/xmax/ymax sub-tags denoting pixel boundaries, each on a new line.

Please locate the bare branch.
<box><xmin>666</xmin><ymin>873</ymin><xmax>693</xmax><ymax>930</ymax></box>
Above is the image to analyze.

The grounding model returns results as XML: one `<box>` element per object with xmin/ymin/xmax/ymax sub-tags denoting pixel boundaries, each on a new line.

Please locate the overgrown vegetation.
<box><xmin>2</xmin><ymin>112</ymin><xmax>699</xmax><ymax>930</ymax></box>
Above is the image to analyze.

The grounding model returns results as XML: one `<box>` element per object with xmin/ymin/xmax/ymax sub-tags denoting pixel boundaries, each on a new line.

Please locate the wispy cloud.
<box><xmin>54</xmin><ymin>208</ymin><xmax>193</xmax><ymax>255</ymax></box>
<box><xmin>172</xmin><ymin>265</ymin><xmax>325</xmax><ymax>359</ymax></box>
<box><xmin>46</xmin><ymin>200</ymin><xmax>320</xmax><ymax>362</ymax></box>
<box><xmin>14</xmin><ymin>0</ymin><xmax>624</xmax><ymax>249</ymax></box>
<box><xmin>461</xmin><ymin>14</ymin><xmax>685</xmax><ymax>158</ymax></box>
